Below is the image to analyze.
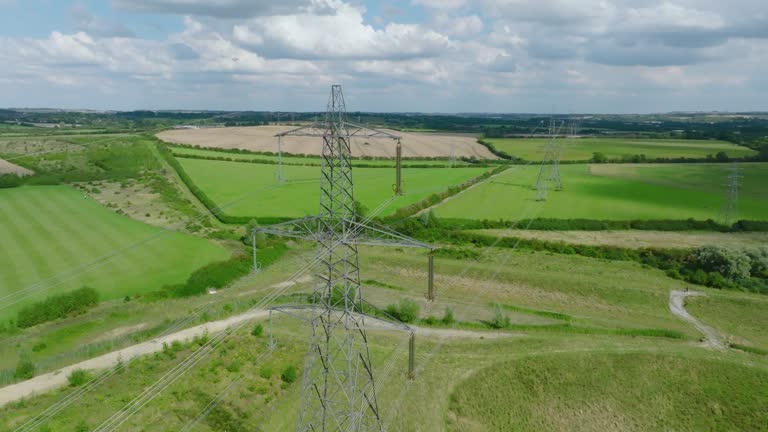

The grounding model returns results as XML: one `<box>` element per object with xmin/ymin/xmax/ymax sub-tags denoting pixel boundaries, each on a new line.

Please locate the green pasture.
<box><xmin>0</xmin><ymin>186</ymin><xmax>229</xmax><ymax>318</ymax></box>
<box><xmin>176</xmin><ymin>158</ymin><xmax>491</xmax><ymax>218</ymax></box>
<box><xmin>434</xmin><ymin>163</ymin><xmax>768</xmax><ymax>221</ymax></box>
<box><xmin>486</xmin><ymin>137</ymin><xmax>757</xmax><ymax>161</ymax></box>
<box><xmin>170</xmin><ymin>146</ymin><xmax>468</xmax><ymax>167</ymax></box>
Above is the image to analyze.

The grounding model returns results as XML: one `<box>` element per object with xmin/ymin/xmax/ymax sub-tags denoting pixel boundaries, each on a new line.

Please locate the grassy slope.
<box><xmin>2</xmin><ymin>245</ymin><xmax>767</xmax><ymax>430</ymax></box>
<box><xmin>686</xmin><ymin>292</ymin><xmax>768</xmax><ymax>349</ymax></box>
<box><xmin>177</xmin><ymin>158</ymin><xmax>491</xmax><ymax>218</ymax></box>
<box><xmin>447</xmin><ymin>351</ymin><xmax>768</xmax><ymax>432</ymax></box>
<box><xmin>486</xmin><ymin>137</ymin><xmax>757</xmax><ymax>161</ymax></box>
<box><xmin>0</xmin><ymin>185</ymin><xmax>229</xmax><ymax>318</ymax></box>
<box><xmin>434</xmin><ymin>163</ymin><xmax>768</xmax><ymax>221</ymax></box>
<box><xmin>170</xmin><ymin>146</ymin><xmax>468</xmax><ymax>166</ymax></box>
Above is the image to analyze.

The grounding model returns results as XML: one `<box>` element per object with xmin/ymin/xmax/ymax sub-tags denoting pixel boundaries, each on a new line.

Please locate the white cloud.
<box><xmin>113</xmin><ymin>0</ymin><xmax>319</xmax><ymax>18</ymax></box>
<box><xmin>232</xmin><ymin>3</ymin><xmax>455</xmax><ymax>60</ymax></box>
<box><xmin>412</xmin><ymin>0</ymin><xmax>467</xmax><ymax>9</ymax></box>
<box><xmin>433</xmin><ymin>14</ymin><xmax>483</xmax><ymax>37</ymax></box>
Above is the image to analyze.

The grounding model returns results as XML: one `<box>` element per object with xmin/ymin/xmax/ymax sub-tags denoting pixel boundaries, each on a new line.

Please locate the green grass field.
<box><xmin>170</xmin><ymin>146</ymin><xmax>469</xmax><ymax>167</ymax></box>
<box><xmin>0</xmin><ymin>186</ymin><xmax>229</xmax><ymax>318</ymax></box>
<box><xmin>177</xmin><ymin>158</ymin><xmax>491</xmax><ymax>218</ymax></box>
<box><xmin>434</xmin><ymin>163</ymin><xmax>768</xmax><ymax>221</ymax></box>
<box><xmin>486</xmin><ymin>137</ymin><xmax>757</xmax><ymax>161</ymax></box>
<box><xmin>448</xmin><ymin>352</ymin><xmax>768</xmax><ymax>431</ymax></box>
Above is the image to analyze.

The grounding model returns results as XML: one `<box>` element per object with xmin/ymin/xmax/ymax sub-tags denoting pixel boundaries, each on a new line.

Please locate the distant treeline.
<box><xmin>432</xmin><ymin>217</ymin><xmax>768</xmax><ymax>232</ymax></box>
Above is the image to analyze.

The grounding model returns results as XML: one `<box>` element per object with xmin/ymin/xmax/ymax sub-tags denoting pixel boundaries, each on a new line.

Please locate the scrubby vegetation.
<box><xmin>16</xmin><ymin>287</ymin><xmax>99</xmax><ymax>328</ymax></box>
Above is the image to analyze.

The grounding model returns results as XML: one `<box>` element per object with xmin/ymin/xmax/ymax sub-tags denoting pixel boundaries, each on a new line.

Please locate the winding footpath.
<box><xmin>668</xmin><ymin>290</ymin><xmax>725</xmax><ymax>350</ymax></box>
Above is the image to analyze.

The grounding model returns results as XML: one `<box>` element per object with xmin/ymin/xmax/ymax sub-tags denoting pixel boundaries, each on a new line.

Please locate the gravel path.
<box><xmin>0</xmin><ymin>309</ymin><xmax>269</xmax><ymax>407</ymax></box>
<box><xmin>0</xmin><ymin>309</ymin><xmax>515</xmax><ymax>407</ymax></box>
<box><xmin>669</xmin><ymin>290</ymin><xmax>725</xmax><ymax>350</ymax></box>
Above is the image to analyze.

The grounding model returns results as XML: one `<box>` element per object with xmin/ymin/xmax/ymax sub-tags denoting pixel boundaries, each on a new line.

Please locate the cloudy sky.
<box><xmin>0</xmin><ymin>0</ymin><xmax>766</xmax><ymax>113</ymax></box>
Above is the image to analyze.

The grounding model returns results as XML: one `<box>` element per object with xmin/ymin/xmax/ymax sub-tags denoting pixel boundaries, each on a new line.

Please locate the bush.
<box><xmin>385</xmin><ymin>298</ymin><xmax>420</xmax><ymax>323</ymax></box>
<box><xmin>281</xmin><ymin>365</ymin><xmax>298</xmax><ymax>384</ymax></box>
<box><xmin>259</xmin><ymin>367</ymin><xmax>273</xmax><ymax>379</ymax></box>
<box><xmin>16</xmin><ymin>287</ymin><xmax>99</xmax><ymax>328</ymax></box>
<box><xmin>14</xmin><ymin>357</ymin><xmax>35</xmax><ymax>380</ymax></box>
<box><xmin>488</xmin><ymin>305</ymin><xmax>510</xmax><ymax>329</ymax></box>
<box><xmin>442</xmin><ymin>307</ymin><xmax>455</xmax><ymax>325</ymax></box>
<box><xmin>251</xmin><ymin>324</ymin><xmax>264</xmax><ymax>337</ymax></box>
<box><xmin>67</xmin><ymin>369</ymin><xmax>90</xmax><ymax>387</ymax></box>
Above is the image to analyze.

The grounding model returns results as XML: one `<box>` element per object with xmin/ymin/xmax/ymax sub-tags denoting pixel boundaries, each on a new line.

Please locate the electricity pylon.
<box><xmin>255</xmin><ymin>85</ymin><xmax>434</xmax><ymax>432</ymax></box>
<box><xmin>535</xmin><ymin>119</ymin><xmax>564</xmax><ymax>201</ymax></box>
<box><xmin>722</xmin><ymin>165</ymin><xmax>742</xmax><ymax>225</ymax></box>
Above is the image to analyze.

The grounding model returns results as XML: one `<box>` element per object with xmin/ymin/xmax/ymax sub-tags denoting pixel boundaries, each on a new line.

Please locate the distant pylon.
<box><xmin>722</xmin><ymin>164</ymin><xmax>742</xmax><ymax>225</ymax></box>
<box><xmin>535</xmin><ymin>119</ymin><xmax>564</xmax><ymax>201</ymax></box>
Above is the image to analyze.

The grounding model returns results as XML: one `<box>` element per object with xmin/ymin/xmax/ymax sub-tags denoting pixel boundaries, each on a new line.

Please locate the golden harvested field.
<box><xmin>472</xmin><ymin>229</ymin><xmax>768</xmax><ymax>249</ymax></box>
<box><xmin>157</xmin><ymin>125</ymin><xmax>497</xmax><ymax>159</ymax></box>
<box><xmin>0</xmin><ymin>159</ymin><xmax>33</xmax><ymax>176</ymax></box>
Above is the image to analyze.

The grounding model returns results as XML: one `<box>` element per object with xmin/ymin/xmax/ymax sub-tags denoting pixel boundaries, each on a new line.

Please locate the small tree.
<box><xmin>689</xmin><ymin>246</ymin><xmax>751</xmax><ymax>281</ymax></box>
<box><xmin>397</xmin><ymin>299</ymin><xmax>420</xmax><ymax>323</ymax></box>
<box><xmin>591</xmin><ymin>152</ymin><xmax>607</xmax><ymax>163</ymax></box>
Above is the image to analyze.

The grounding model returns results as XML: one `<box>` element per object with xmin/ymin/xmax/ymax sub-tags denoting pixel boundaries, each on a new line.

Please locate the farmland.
<box><xmin>176</xmin><ymin>157</ymin><xmax>492</xmax><ymax>218</ymax></box>
<box><xmin>434</xmin><ymin>163</ymin><xmax>768</xmax><ymax>221</ymax></box>
<box><xmin>0</xmin><ymin>185</ymin><xmax>229</xmax><ymax>318</ymax></box>
<box><xmin>158</xmin><ymin>126</ymin><xmax>496</xmax><ymax>159</ymax></box>
<box><xmin>485</xmin><ymin>137</ymin><xmax>757</xmax><ymax>161</ymax></box>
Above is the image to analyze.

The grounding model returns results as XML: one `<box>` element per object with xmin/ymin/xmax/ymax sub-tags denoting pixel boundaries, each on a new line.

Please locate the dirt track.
<box><xmin>157</xmin><ymin>126</ymin><xmax>497</xmax><ymax>159</ymax></box>
<box><xmin>669</xmin><ymin>290</ymin><xmax>725</xmax><ymax>349</ymax></box>
<box><xmin>0</xmin><ymin>308</ymin><xmax>513</xmax><ymax>407</ymax></box>
<box><xmin>0</xmin><ymin>159</ymin><xmax>33</xmax><ymax>176</ymax></box>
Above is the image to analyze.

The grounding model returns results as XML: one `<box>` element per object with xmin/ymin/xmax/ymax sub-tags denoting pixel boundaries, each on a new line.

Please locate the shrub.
<box><xmin>14</xmin><ymin>357</ymin><xmax>35</xmax><ymax>380</ymax></box>
<box><xmin>281</xmin><ymin>365</ymin><xmax>298</xmax><ymax>384</ymax></box>
<box><xmin>259</xmin><ymin>367</ymin><xmax>273</xmax><ymax>379</ymax></box>
<box><xmin>488</xmin><ymin>305</ymin><xmax>511</xmax><ymax>329</ymax></box>
<box><xmin>31</xmin><ymin>342</ymin><xmax>47</xmax><ymax>352</ymax></box>
<box><xmin>442</xmin><ymin>307</ymin><xmax>455</xmax><ymax>325</ymax></box>
<box><xmin>67</xmin><ymin>369</ymin><xmax>90</xmax><ymax>387</ymax></box>
<box><xmin>386</xmin><ymin>298</ymin><xmax>420</xmax><ymax>323</ymax></box>
<box><xmin>16</xmin><ymin>287</ymin><xmax>99</xmax><ymax>328</ymax></box>
<box><xmin>251</xmin><ymin>324</ymin><xmax>264</xmax><ymax>337</ymax></box>
<box><xmin>746</xmin><ymin>246</ymin><xmax>768</xmax><ymax>278</ymax></box>
<box><xmin>74</xmin><ymin>419</ymin><xmax>89</xmax><ymax>432</ymax></box>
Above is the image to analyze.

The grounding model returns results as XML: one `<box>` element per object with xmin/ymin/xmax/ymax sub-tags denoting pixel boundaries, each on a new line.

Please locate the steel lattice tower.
<box><xmin>297</xmin><ymin>85</ymin><xmax>380</xmax><ymax>432</ymax></box>
<box><xmin>254</xmin><ymin>85</ymin><xmax>434</xmax><ymax>432</ymax></box>
<box><xmin>722</xmin><ymin>164</ymin><xmax>742</xmax><ymax>225</ymax></box>
<box><xmin>535</xmin><ymin>119</ymin><xmax>564</xmax><ymax>201</ymax></box>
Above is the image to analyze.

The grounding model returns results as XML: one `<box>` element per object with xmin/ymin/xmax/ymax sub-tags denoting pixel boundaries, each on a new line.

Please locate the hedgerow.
<box><xmin>16</xmin><ymin>287</ymin><xmax>99</xmax><ymax>328</ymax></box>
